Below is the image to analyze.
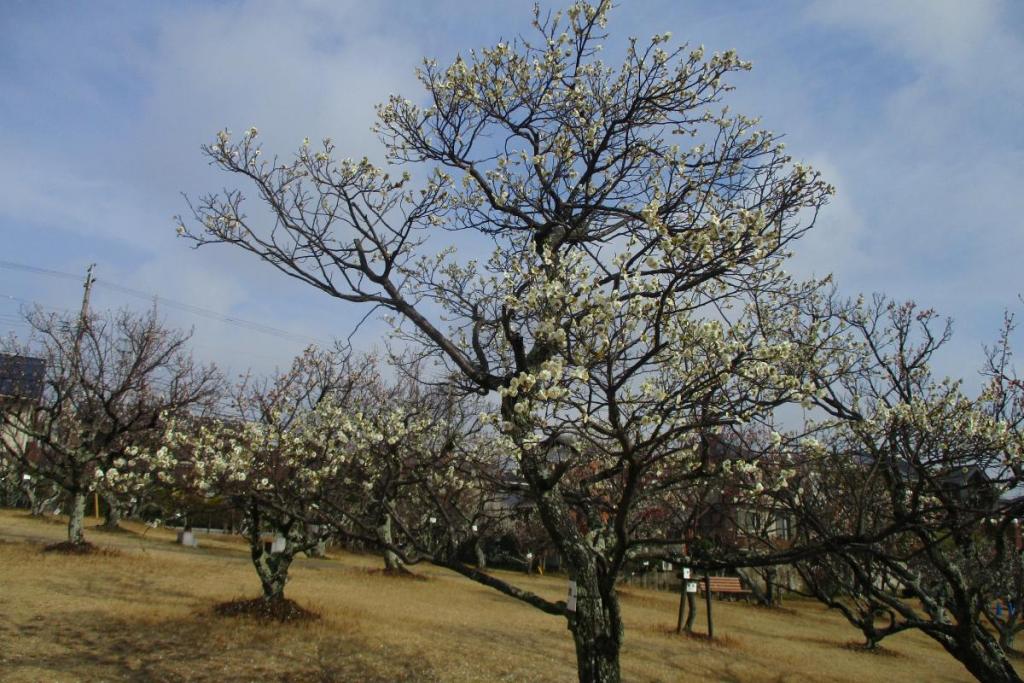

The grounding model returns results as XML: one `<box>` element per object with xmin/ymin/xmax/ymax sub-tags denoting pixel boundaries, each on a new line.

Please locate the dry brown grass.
<box><xmin>0</xmin><ymin>509</ymin><xmax>999</xmax><ymax>682</ymax></box>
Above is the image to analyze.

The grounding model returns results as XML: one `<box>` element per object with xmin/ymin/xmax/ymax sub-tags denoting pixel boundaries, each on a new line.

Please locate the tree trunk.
<box><xmin>101</xmin><ymin>494</ymin><xmax>121</xmax><ymax>530</ymax></box>
<box><xmin>957</xmin><ymin>637</ymin><xmax>1021</xmax><ymax>683</ymax></box>
<box><xmin>933</xmin><ymin>625</ymin><xmax>1023</xmax><ymax>683</ymax></box>
<box><xmin>22</xmin><ymin>483</ymin><xmax>38</xmax><ymax>515</ymax></box>
<box><xmin>242</xmin><ymin>500</ymin><xmax>296</xmax><ymax>602</ymax></box>
<box><xmin>739</xmin><ymin>567</ymin><xmax>771</xmax><ymax>607</ymax></box>
<box><xmin>676</xmin><ymin>582</ymin><xmax>699</xmax><ymax>634</ymax></box>
<box><xmin>529</xmin><ymin>488</ymin><xmax>622</xmax><ymax>680</ymax></box>
<box><xmin>859</xmin><ymin>615</ymin><xmax>882</xmax><ymax>650</ymax></box>
<box><xmin>258</xmin><ymin>557</ymin><xmax>292</xmax><ymax>601</ymax></box>
<box><xmin>304</xmin><ymin>524</ymin><xmax>325</xmax><ymax>558</ymax></box>
<box><xmin>251</xmin><ymin>538</ymin><xmax>294</xmax><ymax>602</ymax></box>
<box><xmin>569</xmin><ymin>572</ymin><xmax>623</xmax><ymax>683</ymax></box>
<box><xmin>684</xmin><ymin>591</ymin><xmax>698</xmax><ymax>632</ymax></box>
<box><xmin>513</xmin><ymin>412</ymin><xmax>624</xmax><ymax>682</ymax></box>
<box><xmin>68</xmin><ymin>491</ymin><xmax>86</xmax><ymax>545</ymax></box>
<box><xmin>474</xmin><ymin>539</ymin><xmax>487</xmax><ymax>570</ymax></box>
<box><xmin>30</xmin><ymin>486</ymin><xmax>60</xmax><ymax>517</ymax></box>
<box><xmin>377</xmin><ymin>513</ymin><xmax>403</xmax><ymax>571</ymax></box>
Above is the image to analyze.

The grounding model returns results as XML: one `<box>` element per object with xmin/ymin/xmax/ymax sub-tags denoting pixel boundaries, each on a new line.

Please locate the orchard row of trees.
<box><xmin>3</xmin><ymin>2</ymin><xmax>1023</xmax><ymax>681</ymax></box>
<box><xmin>5</xmin><ymin>295</ymin><xmax>1022</xmax><ymax>683</ymax></box>
<box><xmin>0</xmin><ymin>309</ymin><xmax>542</xmax><ymax>576</ymax></box>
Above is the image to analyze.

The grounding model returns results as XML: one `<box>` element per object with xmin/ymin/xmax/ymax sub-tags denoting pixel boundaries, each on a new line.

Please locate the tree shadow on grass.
<box><xmin>3</xmin><ymin>610</ymin><xmax>440</xmax><ymax>682</ymax></box>
<box><xmin>43</xmin><ymin>541</ymin><xmax>119</xmax><ymax>556</ymax></box>
<box><xmin>839</xmin><ymin>640</ymin><xmax>905</xmax><ymax>658</ymax></box>
<box><xmin>639</xmin><ymin>623</ymin><xmax>743</xmax><ymax>649</ymax></box>
<box><xmin>362</xmin><ymin>566</ymin><xmax>430</xmax><ymax>581</ymax></box>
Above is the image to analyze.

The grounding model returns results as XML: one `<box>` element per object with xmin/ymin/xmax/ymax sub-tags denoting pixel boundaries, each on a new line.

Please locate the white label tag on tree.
<box><xmin>682</xmin><ymin>567</ymin><xmax>691</xmax><ymax>579</ymax></box>
<box><xmin>686</xmin><ymin>581</ymin><xmax>698</xmax><ymax>593</ymax></box>
<box><xmin>567</xmin><ymin>580</ymin><xmax>577</xmax><ymax>612</ymax></box>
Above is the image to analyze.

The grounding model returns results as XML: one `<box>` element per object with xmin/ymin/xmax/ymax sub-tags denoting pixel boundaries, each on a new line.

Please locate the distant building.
<box><xmin>0</xmin><ymin>354</ymin><xmax>46</xmax><ymax>401</ymax></box>
<box><xmin>0</xmin><ymin>353</ymin><xmax>46</xmax><ymax>459</ymax></box>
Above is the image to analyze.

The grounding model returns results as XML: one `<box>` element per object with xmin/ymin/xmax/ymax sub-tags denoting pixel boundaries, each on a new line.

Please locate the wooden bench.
<box><xmin>698</xmin><ymin>576</ymin><xmax>751</xmax><ymax>601</ymax></box>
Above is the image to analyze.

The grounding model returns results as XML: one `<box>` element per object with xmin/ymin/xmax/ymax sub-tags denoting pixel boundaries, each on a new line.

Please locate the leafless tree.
<box><xmin>0</xmin><ymin>307</ymin><xmax>220</xmax><ymax>547</ymax></box>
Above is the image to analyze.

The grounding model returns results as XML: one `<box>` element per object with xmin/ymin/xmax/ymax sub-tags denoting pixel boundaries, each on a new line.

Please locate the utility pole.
<box><xmin>79</xmin><ymin>263</ymin><xmax>95</xmax><ymax>327</ymax></box>
<box><xmin>78</xmin><ymin>264</ymin><xmax>100</xmax><ymax>520</ymax></box>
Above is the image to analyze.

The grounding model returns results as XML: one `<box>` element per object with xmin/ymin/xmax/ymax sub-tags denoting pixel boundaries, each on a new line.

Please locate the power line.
<box><xmin>93</xmin><ymin>279</ymin><xmax>325</xmax><ymax>346</ymax></box>
<box><xmin>0</xmin><ymin>294</ymin><xmax>307</xmax><ymax>364</ymax></box>
<box><xmin>0</xmin><ymin>261</ymin><xmax>81</xmax><ymax>283</ymax></box>
<box><xmin>0</xmin><ymin>260</ymin><xmax>328</xmax><ymax>347</ymax></box>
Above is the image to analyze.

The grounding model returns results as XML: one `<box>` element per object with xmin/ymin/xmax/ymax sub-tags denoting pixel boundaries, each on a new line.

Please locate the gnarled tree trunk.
<box><xmin>248</xmin><ymin>528</ymin><xmax>295</xmax><ymax>602</ymax></box>
<box><xmin>242</xmin><ymin>500</ymin><xmax>297</xmax><ymax>601</ymax></box>
<box><xmin>937</xmin><ymin>624</ymin><xmax>1023</xmax><ymax>683</ymax></box>
<box><xmin>253</xmin><ymin>544</ymin><xmax>295</xmax><ymax>601</ymax></box>
<box><xmin>568</xmin><ymin>568</ymin><xmax>623</xmax><ymax>683</ymax></box>
<box><xmin>524</xmin><ymin>463</ymin><xmax>624</xmax><ymax>683</ymax></box>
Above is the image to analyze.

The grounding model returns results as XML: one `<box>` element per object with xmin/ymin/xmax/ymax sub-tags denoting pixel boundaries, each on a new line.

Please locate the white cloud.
<box><xmin>807</xmin><ymin>0</ymin><xmax>1023</xmax><ymax>93</ymax></box>
<box><xmin>2</xmin><ymin>0</ymin><xmax>1021</xmax><ymax>383</ymax></box>
<box><xmin>786</xmin><ymin>156</ymin><xmax>871</xmax><ymax>283</ymax></box>
<box><xmin>809</xmin><ymin>0</ymin><xmax>990</xmax><ymax>68</ymax></box>
<box><xmin>0</xmin><ymin>0</ymin><xmax>430</xmax><ymax>372</ymax></box>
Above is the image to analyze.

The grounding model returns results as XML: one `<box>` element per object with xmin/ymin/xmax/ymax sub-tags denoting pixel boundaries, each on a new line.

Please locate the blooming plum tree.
<box><xmin>181</xmin><ymin>2</ymin><xmax>834</xmax><ymax>679</ymax></box>
<box><xmin>776</xmin><ymin>296</ymin><xmax>1024</xmax><ymax>682</ymax></box>
<box><xmin>155</xmin><ymin>346</ymin><xmax>369</xmax><ymax>603</ymax></box>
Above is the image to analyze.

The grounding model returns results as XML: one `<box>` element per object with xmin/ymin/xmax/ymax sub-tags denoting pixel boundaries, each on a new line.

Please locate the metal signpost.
<box><xmin>704</xmin><ymin>575</ymin><xmax>714</xmax><ymax>640</ymax></box>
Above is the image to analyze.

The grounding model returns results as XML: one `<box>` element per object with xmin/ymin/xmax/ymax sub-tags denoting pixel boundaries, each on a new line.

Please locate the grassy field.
<box><xmin>0</xmin><ymin>509</ymin><xmax>1001</xmax><ymax>682</ymax></box>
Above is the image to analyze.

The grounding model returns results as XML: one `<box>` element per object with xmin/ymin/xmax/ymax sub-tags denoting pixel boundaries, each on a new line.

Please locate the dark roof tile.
<box><xmin>0</xmin><ymin>354</ymin><xmax>46</xmax><ymax>400</ymax></box>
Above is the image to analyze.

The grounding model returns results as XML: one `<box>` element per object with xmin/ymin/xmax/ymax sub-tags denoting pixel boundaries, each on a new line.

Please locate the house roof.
<box><xmin>0</xmin><ymin>354</ymin><xmax>46</xmax><ymax>401</ymax></box>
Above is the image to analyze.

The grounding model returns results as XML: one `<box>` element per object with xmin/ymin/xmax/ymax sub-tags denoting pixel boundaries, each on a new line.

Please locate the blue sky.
<box><xmin>1</xmin><ymin>0</ymin><xmax>1022</xmax><ymax>386</ymax></box>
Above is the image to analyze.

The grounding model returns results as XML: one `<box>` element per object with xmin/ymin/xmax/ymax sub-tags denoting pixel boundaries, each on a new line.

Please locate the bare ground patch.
<box><xmin>212</xmin><ymin>595</ymin><xmax>320</xmax><ymax>623</ymax></box>
<box><xmin>42</xmin><ymin>541</ymin><xmax>119</xmax><ymax>556</ymax></box>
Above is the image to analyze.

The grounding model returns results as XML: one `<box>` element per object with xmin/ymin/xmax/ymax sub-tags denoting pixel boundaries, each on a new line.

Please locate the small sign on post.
<box><xmin>686</xmin><ymin>581</ymin><xmax>698</xmax><ymax>593</ymax></box>
<box><xmin>682</xmin><ymin>567</ymin><xmax>691</xmax><ymax>580</ymax></box>
<box><xmin>567</xmin><ymin>580</ymin><xmax>577</xmax><ymax>612</ymax></box>
<box><xmin>270</xmin><ymin>535</ymin><xmax>287</xmax><ymax>554</ymax></box>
